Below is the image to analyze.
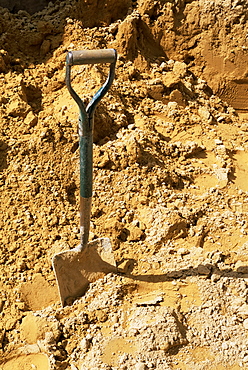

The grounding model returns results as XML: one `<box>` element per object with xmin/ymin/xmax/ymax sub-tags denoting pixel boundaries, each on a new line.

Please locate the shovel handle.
<box><xmin>65</xmin><ymin>49</ymin><xmax>117</xmax><ymax>250</ymax></box>
<box><xmin>65</xmin><ymin>48</ymin><xmax>117</xmax><ymax>125</ymax></box>
<box><xmin>67</xmin><ymin>49</ymin><xmax>117</xmax><ymax>66</ymax></box>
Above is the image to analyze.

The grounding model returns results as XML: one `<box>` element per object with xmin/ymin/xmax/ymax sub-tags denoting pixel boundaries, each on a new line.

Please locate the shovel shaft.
<box><xmin>79</xmin><ymin>134</ymin><xmax>93</xmax><ymax>198</ymax></box>
<box><xmin>79</xmin><ymin>119</ymin><xmax>93</xmax><ymax>250</ymax></box>
<box><xmin>80</xmin><ymin>196</ymin><xmax>92</xmax><ymax>247</ymax></box>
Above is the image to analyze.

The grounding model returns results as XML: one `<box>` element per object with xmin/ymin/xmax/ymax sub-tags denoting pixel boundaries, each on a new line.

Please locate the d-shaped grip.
<box><xmin>67</xmin><ymin>49</ymin><xmax>117</xmax><ymax>66</ymax></box>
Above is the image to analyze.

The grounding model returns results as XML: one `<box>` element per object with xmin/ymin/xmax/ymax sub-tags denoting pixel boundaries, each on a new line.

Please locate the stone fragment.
<box><xmin>169</xmin><ymin>89</ymin><xmax>185</xmax><ymax>107</ymax></box>
<box><xmin>198</xmin><ymin>106</ymin><xmax>212</xmax><ymax>122</ymax></box>
<box><xmin>243</xmin><ymin>355</ymin><xmax>248</xmax><ymax>363</ymax></box>
<box><xmin>40</xmin><ymin>39</ymin><xmax>51</xmax><ymax>56</ymax></box>
<box><xmin>71</xmin><ymin>364</ymin><xmax>79</xmax><ymax>370</ymax></box>
<box><xmin>167</xmin><ymin>101</ymin><xmax>178</xmax><ymax>110</ymax></box>
<box><xmin>5</xmin><ymin>318</ymin><xmax>17</xmax><ymax>330</ymax></box>
<box><xmin>6</xmin><ymin>98</ymin><xmax>30</xmax><ymax>117</ymax></box>
<box><xmin>211</xmin><ymin>273</ymin><xmax>220</xmax><ymax>283</ymax></box>
<box><xmin>118</xmin><ymin>259</ymin><xmax>134</xmax><ymax>274</ymax></box>
<box><xmin>136</xmin><ymin>295</ymin><xmax>163</xmax><ymax>306</ymax></box>
<box><xmin>162</xmin><ymin>71</ymin><xmax>180</xmax><ymax>87</ymax></box>
<box><xmin>243</xmin><ymin>318</ymin><xmax>248</xmax><ymax>330</ymax></box>
<box><xmin>148</xmin><ymin>84</ymin><xmax>164</xmax><ymax>100</ymax></box>
<box><xmin>238</xmin><ymin>304</ymin><xmax>248</xmax><ymax>318</ymax></box>
<box><xmin>177</xmin><ymin>247</ymin><xmax>190</xmax><ymax>256</ymax></box>
<box><xmin>135</xmin><ymin>363</ymin><xmax>147</xmax><ymax>370</ymax></box>
<box><xmin>24</xmin><ymin>111</ymin><xmax>38</xmax><ymax>127</ymax></box>
<box><xmin>80</xmin><ymin>338</ymin><xmax>90</xmax><ymax>353</ymax></box>
<box><xmin>17</xmin><ymin>344</ymin><xmax>40</xmax><ymax>355</ymax></box>
<box><xmin>173</xmin><ymin>61</ymin><xmax>187</xmax><ymax>78</ymax></box>
<box><xmin>127</xmin><ymin>225</ymin><xmax>144</xmax><ymax>241</ymax></box>
<box><xmin>0</xmin><ymin>299</ymin><xmax>4</xmax><ymax>312</ymax></box>
<box><xmin>222</xmin><ymin>342</ymin><xmax>228</xmax><ymax>350</ymax></box>
<box><xmin>197</xmin><ymin>264</ymin><xmax>211</xmax><ymax>275</ymax></box>
<box><xmin>97</xmin><ymin>152</ymin><xmax>110</xmax><ymax>168</ymax></box>
<box><xmin>235</xmin><ymin>261</ymin><xmax>248</xmax><ymax>274</ymax></box>
<box><xmin>71</xmin><ymin>364</ymin><xmax>78</xmax><ymax>370</ymax></box>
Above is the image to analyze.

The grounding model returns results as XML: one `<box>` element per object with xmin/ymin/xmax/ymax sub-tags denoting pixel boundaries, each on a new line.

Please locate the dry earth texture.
<box><xmin>1</xmin><ymin>0</ymin><xmax>248</xmax><ymax>369</ymax></box>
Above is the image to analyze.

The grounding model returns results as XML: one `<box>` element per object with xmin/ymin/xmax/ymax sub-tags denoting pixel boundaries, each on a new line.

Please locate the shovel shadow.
<box><xmin>0</xmin><ymin>140</ymin><xmax>9</xmax><ymax>171</ymax></box>
<box><xmin>124</xmin><ymin>263</ymin><xmax>248</xmax><ymax>283</ymax></box>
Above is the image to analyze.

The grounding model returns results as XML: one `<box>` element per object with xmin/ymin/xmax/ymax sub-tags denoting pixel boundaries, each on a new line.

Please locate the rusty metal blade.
<box><xmin>52</xmin><ymin>238</ymin><xmax>116</xmax><ymax>306</ymax></box>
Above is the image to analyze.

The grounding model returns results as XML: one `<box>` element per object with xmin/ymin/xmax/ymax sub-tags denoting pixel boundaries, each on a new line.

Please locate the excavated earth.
<box><xmin>1</xmin><ymin>0</ymin><xmax>248</xmax><ymax>369</ymax></box>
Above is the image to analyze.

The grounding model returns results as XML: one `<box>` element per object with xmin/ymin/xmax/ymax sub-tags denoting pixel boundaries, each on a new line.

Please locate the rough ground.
<box><xmin>0</xmin><ymin>0</ymin><xmax>248</xmax><ymax>369</ymax></box>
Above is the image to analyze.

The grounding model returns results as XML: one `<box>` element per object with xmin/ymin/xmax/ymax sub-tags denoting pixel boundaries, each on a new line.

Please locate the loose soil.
<box><xmin>0</xmin><ymin>1</ymin><xmax>248</xmax><ymax>369</ymax></box>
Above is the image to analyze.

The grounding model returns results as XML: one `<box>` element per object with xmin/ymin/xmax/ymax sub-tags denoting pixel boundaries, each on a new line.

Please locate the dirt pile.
<box><xmin>1</xmin><ymin>0</ymin><xmax>248</xmax><ymax>369</ymax></box>
<box><xmin>0</xmin><ymin>0</ymin><xmax>55</xmax><ymax>15</ymax></box>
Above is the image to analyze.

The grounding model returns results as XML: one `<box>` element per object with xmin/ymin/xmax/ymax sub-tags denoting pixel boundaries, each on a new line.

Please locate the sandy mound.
<box><xmin>0</xmin><ymin>1</ymin><xmax>248</xmax><ymax>369</ymax></box>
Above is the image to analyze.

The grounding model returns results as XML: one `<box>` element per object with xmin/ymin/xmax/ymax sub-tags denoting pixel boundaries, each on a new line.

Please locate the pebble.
<box><xmin>243</xmin><ymin>318</ymin><xmax>248</xmax><ymax>330</ymax></box>
<box><xmin>79</xmin><ymin>338</ymin><xmax>90</xmax><ymax>352</ymax></box>
<box><xmin>135</xmin><ymin>363</ymin><xmax>147</xmax><ymax>370</ymax></box>
<box><xmin>222</xmin><ymin>342</ymin><xmax>229</xmax><ymax>350</ymax></box>
<box><xmin>238</xmin><ymin>304</ymin><xmax>248</xmax><ymax>317</ymax></box>
<box><xmin>177</xmin><ymin>247</ymin><xmax>190</xmax><ymax>256</ymax></box>
<box><xmin>243</xmin><ymin>355</ymin><xmax>248</xmax><ymax>363</ymax></box>
<box><xmin>71</xmin><ymin>365</ymin><xmax>78</xmax><ymax>370</ymax></box>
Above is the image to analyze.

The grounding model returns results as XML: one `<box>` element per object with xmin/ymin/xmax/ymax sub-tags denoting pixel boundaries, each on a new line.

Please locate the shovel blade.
<box><xmin>52</xmin><ymin>237</ymin><xmax>116</xmax><ymax>306</ymax></box>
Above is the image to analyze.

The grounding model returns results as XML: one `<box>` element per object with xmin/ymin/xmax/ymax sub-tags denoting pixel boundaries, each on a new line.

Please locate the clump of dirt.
<box><xmin>1</xmin><ymin>0</ymin><xmax>248</xmax><ymax>369</ymax></box>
